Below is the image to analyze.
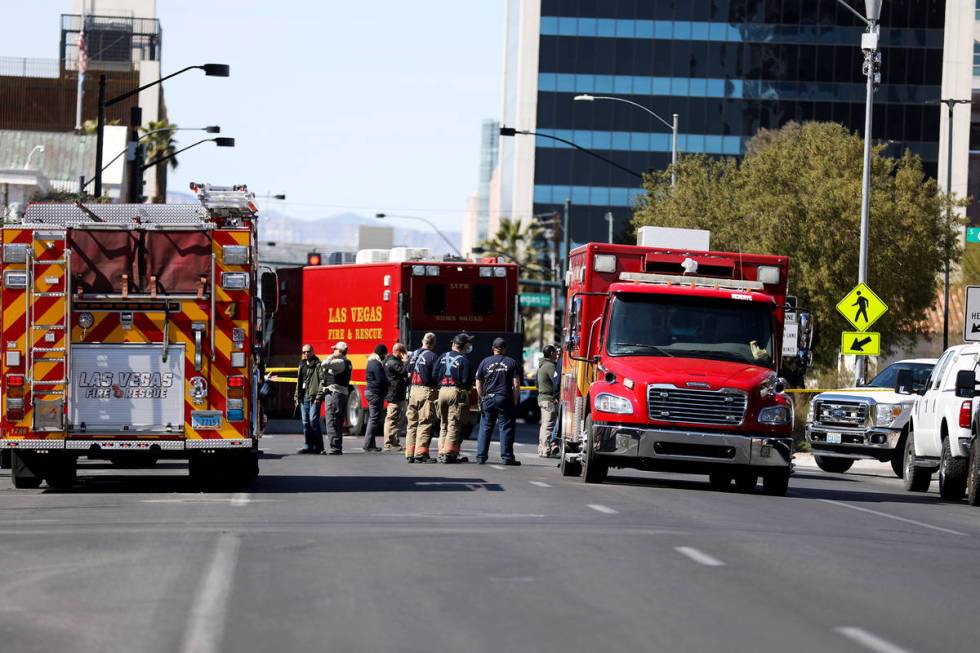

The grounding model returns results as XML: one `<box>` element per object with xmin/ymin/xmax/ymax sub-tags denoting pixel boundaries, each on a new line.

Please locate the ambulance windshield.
<box><xmin>606</xmin><ymin>293</ymin><xmax>775</xmax><ymax>367</ymax></box>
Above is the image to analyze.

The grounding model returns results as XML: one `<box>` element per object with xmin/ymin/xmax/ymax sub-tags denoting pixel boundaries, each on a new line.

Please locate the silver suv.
<box><xmin>805</xmin><ymin>359</ymin><xmax>935</xmax><ymax>476</ymax></box>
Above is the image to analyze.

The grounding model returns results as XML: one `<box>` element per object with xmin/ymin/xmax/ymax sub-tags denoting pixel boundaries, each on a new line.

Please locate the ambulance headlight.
<box><xmin>220</xmin><ymin>272</ymin><xmax>249</xmax><ymax>290</ymax></box>
<box><xmin>493</xmin><ymin>267</ymin><xmax>507</xmax><ymax>278</ymax></box>
<box><xmin>757</xmin><ymin>266</ymin><xmax>780</xmax><ymax>285</ymax></box>
<box><xmin>595</xmin><ymin>392</ymin><xmax>633</xmax><ymax>415</ymax></box>
<box><xmin>78</xmin><ymin>312</ymin><xmax>94</xmax><ymax>329</ymax></box>
<box><xmin>222</xmin><ymin>245</ymin><xmax>249</xmax><ymax>265</ymax></box>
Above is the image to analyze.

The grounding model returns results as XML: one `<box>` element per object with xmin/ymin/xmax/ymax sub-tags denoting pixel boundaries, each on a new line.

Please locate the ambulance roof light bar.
<box><xmin>619</xmin><ymin>271</ymin><xmax>764</xmax><ymax>291</ymax></box>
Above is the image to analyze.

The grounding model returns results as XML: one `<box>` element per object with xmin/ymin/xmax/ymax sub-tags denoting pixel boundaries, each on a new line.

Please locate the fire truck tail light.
<box><xmin>6</xmin><ymin>375</ymin><xmax>24</xmax><ymax>388</ymax></box>
<box><xmin>231</xmin><ymin>352</ymin><xmax>246</xmax><ymax>368</ymax></box>
<box><xmin>6</xmin><ymin>397</ymin><xmax>24</xmax><ymax>420</ymax></box>
<box><xmin>3</xmin><ymin>244</ymin><xmax>28</xmax><ymax>263</ymax></box>
<box><xmin>227</xmin><ymin>399</ymin><xmax>244</xmax><ymax>410</ymax></box>
<box><xmin>3</xmin><ymin>271</ymin><xmax>28</xmax><ymax>289</ymax></box>
<box><xmin>228</xmin><ymin>375</ymin><xmax>245</xmax><ymax>388</ymax></box>
<box><xmin>757</xmin><ymin>266</ymin><xmax>781</xmax><ymax>284</ymax></box>
<box><xmin>220</xmin><ymin>272</ymin><xmax>249</xmax><ymax>290</ymax></box>
<box><xmin>479</xmin><ymin>267</ymin><xmax>492</xmax><ymax>278</ymax></box>
<box><xmin>493</xmin><ymin>267</ymin><xmax>507</xmax><ymax>278</ymax></box>
<box><xmin>960</xmin><ymin>400</ymin><xmax>972</xmax><ymax>429</ymax></box>
<box><xmin>412</xmin><ymin>265</ymin><xmax>426</xmax><ymax>276</ymax></box>
<box><xmin>222</xmin><ymin>245</ymin><xmax>249</xmax><ymax>265</ymax></box>
<box><xmin>594</xmin><ymin>254</ymin><xmax>617</xmax><ymax>273</ymax></box>
<box><xmin>426</xmin><ymin>265</ymin><xmax>440</xmax><ymax>277</ymax></box>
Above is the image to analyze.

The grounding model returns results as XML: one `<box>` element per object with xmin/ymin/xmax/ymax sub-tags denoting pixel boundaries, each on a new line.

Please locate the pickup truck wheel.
<box><xmin>559</xmin><ymin>439</ymin><xmax>581</xmax><ymax>477</ymax></box>
<box><xmin>734</xmin><ymin>473</ymin><xmax>757</xmax><ymax>493</ymax></box>
<box><xmin>966</xmin><ymin>442</ymin><xmax>980</xmax><ymax>507</ymax></box>
<box><xmin>903</xmin><ymin>428</ymin><xmax>932</xmax><ymax>492</ymax></box>
<box><xmin>890</xmin><ymin>431</ymin><xmax>907</xmax><ymax>478</ymax></box>
<box><xmin>814</xmin><ymin>456</ymin><xmax>854</xmax><ymax>473</ymax></box>
<box><xmin>938</xmin><ymin>437</ymin><xmax>967</xmax><ymax>501</ymax></box>
<box><xmin>762</xmin><ymin>470</ymin><xmax>790</xmax><ymax>496</ymax></box>
<box><xmin>708</xmin><ymin>473</ymin><xmax>732</xmax><ymax>491</ymax></box>
<box><xmin>11</xmin><ymin>452</ymin><xmax>43</xmax><ymax>489</ymax></box>
<box><xmin>581</xmin><ymin>415</ymin><xmax>607</xmax><ymax>484</ymax></box>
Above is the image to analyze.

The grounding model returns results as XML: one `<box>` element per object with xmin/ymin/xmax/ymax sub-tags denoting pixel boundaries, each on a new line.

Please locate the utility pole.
<box><xmin>605</xmin><ymin>211</ymin><xmax>614</xmax><ymax>244</ymax></box>
<box><xmin>939</xmin><ymin>98</ymin><xmax>971</xmax><ymax>350</ymax></box>
<box><xmin>94</xmin><ymin>74</ymin><xmax>106</xmax><ymax>197</ymax></box>
<box><xmin>126</xmin><ymin>106</ymin><xmax>142</xmax><ymax>203</ymax></box>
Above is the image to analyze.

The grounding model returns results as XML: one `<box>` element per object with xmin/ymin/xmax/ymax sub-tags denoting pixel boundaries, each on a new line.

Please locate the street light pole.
<box><xmin>499</xmin><ymin>126</ymin><xmax>642</xmax><ymax>179</ymax></box>
<box><xmin>573</xmin><ymin>94</ymin><xmax>680</xmax><ymax>186</ymax></box>
<box><xmin>94</xmin><ymin>63</ymin><xmax>229</xmax><ymax>196</ymax></box>
<box><xmin>141</xmin><ymin>137</ymin><xmax>235</xmax><ymax>172</ymax></box>
<box><xmin>375</xmin><ymin>213</ymin><xmax>462</xmax><ymax>257</ymax></box>
<box><xmin>938</xmin><ymin>98</ymin><xmax>971</xmax><ymax>350</ymax></box>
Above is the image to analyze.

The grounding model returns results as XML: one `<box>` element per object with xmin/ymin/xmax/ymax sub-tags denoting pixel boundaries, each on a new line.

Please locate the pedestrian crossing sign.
<box><xmin>836</xmin><ymin>283</ymin><xmax>887</xmax><ymax>332</ymax></box>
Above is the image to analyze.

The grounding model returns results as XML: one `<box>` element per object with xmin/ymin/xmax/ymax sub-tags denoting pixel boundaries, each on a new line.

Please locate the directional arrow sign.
<box><xmin>964</xmin><ymin>286</ymin><xmax>980</xmax><ymax>342</ymax></box>
<box><xmin>836</xmin><ymin>283</ymin><xmax>887</xmax><ymax>332</ymax></box>
<box><xmin>841</xmin><ymin>331</ymin><xmax>881</xmax><ymax>356</ymax></box>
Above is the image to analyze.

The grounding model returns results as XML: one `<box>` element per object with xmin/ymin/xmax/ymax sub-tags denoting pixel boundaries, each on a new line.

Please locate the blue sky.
<box><xmin>5</xmin><ymin>1</ymin><xmax>504</xmax><ymax>231</ymax></box>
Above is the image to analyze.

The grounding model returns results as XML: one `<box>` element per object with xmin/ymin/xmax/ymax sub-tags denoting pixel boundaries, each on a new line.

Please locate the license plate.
<box><xmin>826</xmin><ymin>432</ymin><xmax>842</xmax><ymax>444</ymax></box>
<box><xmin>191</xmin><ymin>411</ymin><xmax>222</xmax><ymax>430</ymax></box>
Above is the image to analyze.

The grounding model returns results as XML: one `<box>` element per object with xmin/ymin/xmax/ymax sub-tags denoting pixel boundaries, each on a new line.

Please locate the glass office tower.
<box><xmin>499</xmin><ymin>0</ymin><xmax>946</xmax><ymax>244</ymax></box>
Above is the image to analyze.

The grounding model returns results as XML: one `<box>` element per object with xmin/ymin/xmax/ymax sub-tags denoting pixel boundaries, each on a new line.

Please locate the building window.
<box><xmin>975</xmin><ymin>42</ymin><xmax>980</xmax><ymax>76</ymax></box>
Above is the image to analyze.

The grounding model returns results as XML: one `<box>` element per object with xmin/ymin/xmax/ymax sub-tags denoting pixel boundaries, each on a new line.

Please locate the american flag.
<box><xmin>77</xmin><ymin>24</ymin><xmax>87</xmax><ymax>75</ymax></box>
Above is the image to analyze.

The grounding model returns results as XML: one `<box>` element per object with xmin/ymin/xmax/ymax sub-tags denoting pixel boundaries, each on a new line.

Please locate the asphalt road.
<box><xmin>1</xmin><ymin>421</ymin><xmax>979</xmax><ymax>653</ymax></box>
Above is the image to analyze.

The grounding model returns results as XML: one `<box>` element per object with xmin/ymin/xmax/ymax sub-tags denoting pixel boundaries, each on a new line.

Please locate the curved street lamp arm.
<box><xmin>106</xmin><ymin>65</ymin><xmax>201</xmax><ymax>107</ymax></box>
<box><xmin>518</xmin><ymin>130</ymin><xmax>643</xmax><ymax>179</ymax></box>
<box><xmin>587</xmin><ymin>95</ymin><xmax>674</xmax><ymax>130</ymax></box>
<box><xmin>141</xmin><ymin>138</ymin><xmax>212</xmax><ymax>172</ymax></box>
<box><xmin>379</xmin><ymin>214</ymin><xmax>462</xmax><ymax>257</ymax></box>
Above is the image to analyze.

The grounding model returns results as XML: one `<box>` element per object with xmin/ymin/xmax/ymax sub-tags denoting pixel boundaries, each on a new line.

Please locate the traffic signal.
<box><xmin>307</xmin><ymin>252</ymin><xmax>322</xmax><ymax>266</ymax></box>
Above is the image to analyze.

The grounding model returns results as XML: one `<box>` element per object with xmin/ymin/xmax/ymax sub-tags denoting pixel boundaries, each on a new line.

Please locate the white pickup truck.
<box><xmin>805</xmin><ymin>359</ymin><xmax>935</xmax><ymax>476</ymax></box>
<box><xmin>900</xmin><ymin>344</ymin><xmax>980</xmax><ymax>502</ymax></box>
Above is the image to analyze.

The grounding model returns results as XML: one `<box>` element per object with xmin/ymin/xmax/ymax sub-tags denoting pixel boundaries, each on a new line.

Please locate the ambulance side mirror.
<box><xmin>259</xmin><ymin>269</ymin><xmax>279</xmax><ymax>315</ymax></box>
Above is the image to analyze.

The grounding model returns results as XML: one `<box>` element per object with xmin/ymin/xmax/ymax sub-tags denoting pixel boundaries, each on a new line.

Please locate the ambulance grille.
<box><xmin>647</xmin><ymin>387</ymin><xmax>748</xmax><ymax>426</ymax></box>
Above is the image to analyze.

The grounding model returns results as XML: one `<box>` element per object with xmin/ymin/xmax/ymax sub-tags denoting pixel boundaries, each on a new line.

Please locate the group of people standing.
<box><xmin>294</xmin><ymin>333</ymin><xmax>562</xmax><ymax>465</ymax></box>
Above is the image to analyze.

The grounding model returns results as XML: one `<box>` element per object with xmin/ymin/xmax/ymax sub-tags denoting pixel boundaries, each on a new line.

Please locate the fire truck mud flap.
<box><xmin>594</xmin><ymin>423</ymin><xmax>792</xmax><ymax>471</ymax></box>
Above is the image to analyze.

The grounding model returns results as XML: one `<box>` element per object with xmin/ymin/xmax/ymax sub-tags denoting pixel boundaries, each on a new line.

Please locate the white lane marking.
<box><xmin>179</xmin><ymin>533</ymin><xmax>240</xmax><ymax>653</ymax></box>
<box><xmin>230</xmin><ymin>493</ymin><xmax>250</xmax><ymax>507</ymax></box>
<box><xmin>587</xmin><ymin>504</ymin><xmax>618</xmax><ymax>514</ymax></box>
<box><xmin>529</xmin><ymin>481</ymin><xmax>552</xmax><ymax>488</ymax></box>
<box><xmin>490</xmin><ymin>465</ymin><xmax>507</xmax><ymax>470</ymax></box>
<box><xmin>674</xmin><ymin>546</ymin><xmax>725</xmax><ymax>567</ymax></box>
<box><xmin>370</xmin><ymin>512</ymin><xmax>546</xmax><ymax>519</ymax></box>
<box><xmin>818</xmin><ymin>499</ymin><xmax>967</xmax><ymax>537</ymax></box>
<box><xmin>835</xmin><ymin>627</ymin><xmax>911</xmax><ymax>653</ymax></box>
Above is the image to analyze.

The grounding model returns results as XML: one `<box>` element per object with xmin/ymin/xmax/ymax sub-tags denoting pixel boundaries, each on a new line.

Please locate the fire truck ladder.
<box><xmin>27</xmin><ymin>230</ymin><xmax>70</xmax><ymax>432</ymax></box>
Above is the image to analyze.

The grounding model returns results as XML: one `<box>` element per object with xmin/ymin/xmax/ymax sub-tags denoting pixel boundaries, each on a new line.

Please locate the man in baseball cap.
<box><xmin>321</xmin><ymin>341</ymin><xmax>352</xmax><ymax>454</ymax></box>
<box><xmin>474</xmin><ymin>337</ymin><xmax>523</xmax><ymax>465</ymax></box>
<box><xmin>435</xmin><ymin>333</ymin><xmax>475</xmax><ymax>463</ymax></box>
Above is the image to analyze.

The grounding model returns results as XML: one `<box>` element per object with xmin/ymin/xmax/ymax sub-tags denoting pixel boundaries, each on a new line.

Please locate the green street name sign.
<box><xmin>519</xmin><ymin>292</ymin><xmax>552</xmax><ymax>308</ymax></box>
<box><xmin>967</xmin><ymin>227</ymin><xmax>980</xmax><ymax>244</ymax></box>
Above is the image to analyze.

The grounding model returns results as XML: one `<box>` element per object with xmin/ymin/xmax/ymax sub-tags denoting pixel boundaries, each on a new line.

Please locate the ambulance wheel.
<box><xmin>559</xmin><ymin>439</ymin><xmax>581</xmax><ymax>477</ymax></box>
<box><xmin>11</xmin><ymin>452</ymin><xmax>44</xmax><ymax>489</ymax></box>
<box><xmin>347</xmin><ymin>386</ymin><xmax>365</xmax><ymax>437</ymax></box>
<box><xmin>581</xmin><ymin>415</ymin><xmax>607</xmax><ymax>484</ymax></box>
<box><xmin>45</xmin><ymin>454</ymin><xmax>77</xmax><ymax>490</ymax></box>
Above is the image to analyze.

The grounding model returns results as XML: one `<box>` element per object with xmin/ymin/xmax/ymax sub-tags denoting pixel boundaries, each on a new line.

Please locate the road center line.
<box><xmin>587</xmin><ymin>504</ymin><xmax>618</xmax><ymax>514</ymax></box>
<box><xmin>818</xmin><ymin>499</ymin><xmax>967</xmax><ymax>536</ymax></box>
<box><xmin>179</xmin><ymin>533</ymin><xmax>240</xmax><ymax>653</ymax></box>
<box><xmin>675</xmin><ymin>546</ymin><xmax>725</xmax><ymax>567</ymax></box>
<box><xmin>529</xmin><ymin>481</ymin><xmax>552</xmax><ymax>488</ymax></box>
<box><xmin>230</xmin><ymin>493</ymin><xmax>250</xmax><ymax>507</ymax></box>
<box><xmin>835</xmin><ymin>627</ymin><xmax>911</xmax><ymax>653</ymax></box>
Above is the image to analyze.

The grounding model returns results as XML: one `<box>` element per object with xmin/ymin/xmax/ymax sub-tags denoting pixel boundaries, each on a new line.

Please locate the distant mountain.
<box><xmin>167</xmin><ymin>191</ymin><xmax>461</xmax><ymax>255</ymax></box>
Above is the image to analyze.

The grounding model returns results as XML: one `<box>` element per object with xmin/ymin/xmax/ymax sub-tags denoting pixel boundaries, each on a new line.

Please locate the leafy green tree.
<box><xmin>634</xmin><ymin>121</ymin><xmax>961</xmax><ymax>367</ymax></box>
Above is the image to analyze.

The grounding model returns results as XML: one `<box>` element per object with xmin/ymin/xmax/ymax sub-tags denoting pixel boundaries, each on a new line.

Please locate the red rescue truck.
<box><xmin>0</xmin><ymin>184</ymin><xmax>279</xmax><ymax>489</ymax></box>
<box><xmin>557</xmin><ymin>228</ymin><xmax>812</xmax><ymax>495</ymax></box>
<box><xmin>266</xmin><ymin>253</ymin><xmax>523</xmax><ymax>433</ymax></box>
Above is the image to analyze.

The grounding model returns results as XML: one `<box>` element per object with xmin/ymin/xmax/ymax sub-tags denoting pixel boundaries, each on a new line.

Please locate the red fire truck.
<box><xmin>0</xmin><ymin>184</ymin><xmax>278</xmax><ymax>489</ymax></box>
<box><xmin>266</xmin><ymin>253</ymin><xmax>522</xmax><ymax>434</ymax></box>
<box><xmin>557</xmin><ymin>228</ymin><xmax>812</xmax><ymax>495</ymax></box>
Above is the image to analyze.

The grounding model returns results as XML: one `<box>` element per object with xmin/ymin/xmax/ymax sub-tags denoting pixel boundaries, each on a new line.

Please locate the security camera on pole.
<box><xmin>837</xmin><ymin>0</ymin><xmax>883</xmax><ymax>384</ymax></box>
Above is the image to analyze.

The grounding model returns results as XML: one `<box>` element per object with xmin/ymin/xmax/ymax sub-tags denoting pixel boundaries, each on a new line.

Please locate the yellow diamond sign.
<box><xmin>836</xmin><ymin>283</ymin><xmax>887</xmax><ymax>332</ymax></box>
<box><xmin>841</xmin><ymin>331</ymin><xmax>881</xmax><ymax>356</ymax></box>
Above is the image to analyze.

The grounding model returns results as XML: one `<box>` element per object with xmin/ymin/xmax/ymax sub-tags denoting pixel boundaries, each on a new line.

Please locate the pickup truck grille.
<box><xmin>647</xmin><ymin>387</ymin><xmax>748</xmax><ymax>426</ymax></box>
<box><xmin>814</xmin><ymin>400</ymin><xmax>868</xmax><ymax>427</ymax></box>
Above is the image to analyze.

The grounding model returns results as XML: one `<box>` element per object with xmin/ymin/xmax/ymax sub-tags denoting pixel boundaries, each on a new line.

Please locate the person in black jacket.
<box><xmin>363</xmin><ymin>343</ymin><xmax>389</xmax><ymax>451</ymax></box>
<box><xmin>322</xmin><ymin>341</ymin><xmax>354</xmax><ymax>455</ymax></box>
<box><xmin>383</xmin><ymin>342</ymin><xmax>409</xmax><ymax>451</ymax></box>
<box><xmin>405</xmin><ymin>332</ymin><xmax>439</xmax><ymax>462</ymax></box>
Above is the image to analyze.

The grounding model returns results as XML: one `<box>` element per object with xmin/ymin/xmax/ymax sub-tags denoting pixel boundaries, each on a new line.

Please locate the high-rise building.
<box><xmin>497</xmin><ymin>1</ymin><xmax>951</xmax><ymax>244</ymax></box>
<box><xmin>462</xmin><ymin>119</ymin><xmax>501</xmax><ymax>253</ymax></box>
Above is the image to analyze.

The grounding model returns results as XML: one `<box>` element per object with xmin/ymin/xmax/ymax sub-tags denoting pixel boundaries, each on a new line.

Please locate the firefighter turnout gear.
<box><xmin>405</xmin><ymin>344</ymin><xmax>438</xmax><ymax>461</ymax></box>
<box><xmin>436</xmin><ymin>341</ymin><xmax>473</xmax><ymax>462</ymax></box>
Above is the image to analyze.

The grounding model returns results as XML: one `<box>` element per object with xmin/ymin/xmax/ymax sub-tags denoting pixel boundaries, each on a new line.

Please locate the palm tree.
<box><xmin>478</xmin><ymin>217</ymin><xmax>549</xmax><ymax>280</ymax></box>
<box><xmin>140</xmin><ymin>119</ymin><xmax>177</xmax><ymax>203</ymax></box>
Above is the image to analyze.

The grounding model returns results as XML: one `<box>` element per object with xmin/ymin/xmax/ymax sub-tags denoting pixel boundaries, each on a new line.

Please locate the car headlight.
<box><xmin>759</xmin><ymin>405</ymin><xmax>791</xmax><ymax>425</ymax></box>
<box><xmin>595</xmin><ymin>392</ymin><xmax>633</xmax><ymax>415</ymax></box>
<box><xmin>805</xmin><ymin>400</ymin><xmax>815</xmax><ymax>424</ymax></box>
<box><xmin>874</xmin><ymin>403</ymin><xmax>903</xmax><ymax>427</ymax></box>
